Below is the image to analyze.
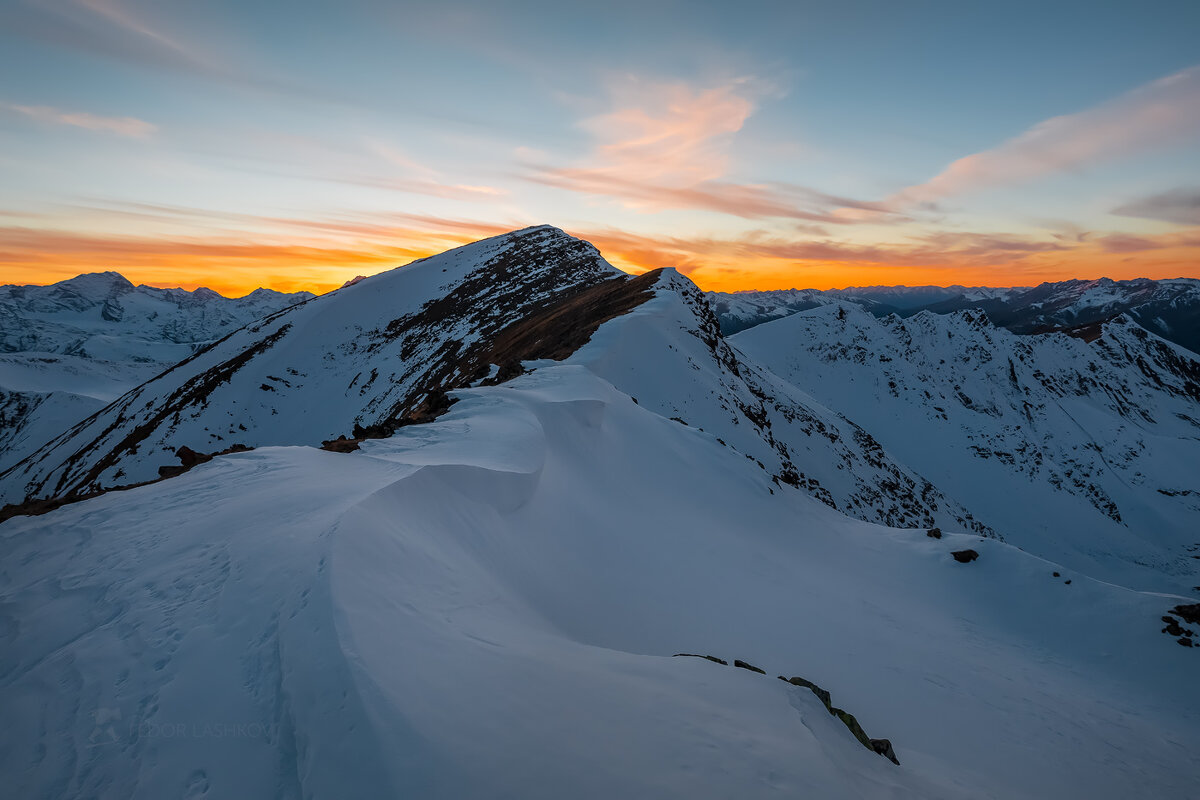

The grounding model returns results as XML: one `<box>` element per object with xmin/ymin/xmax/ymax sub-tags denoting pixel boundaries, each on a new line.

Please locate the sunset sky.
<box><xmin>2</xmin><ymin>0</ymin><xmax>1198</xmax><ymax>295</ymax></box>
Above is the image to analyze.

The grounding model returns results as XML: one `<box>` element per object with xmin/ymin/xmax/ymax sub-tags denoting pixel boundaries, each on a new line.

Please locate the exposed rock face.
<box><xmin>733</xmin><ymin>659</ymin><xmax>766</xmax><ymax>675</ymax></box>
<box><xmin>952</xmin><ymin>549</ymin><xmax>980</xmax><ymax>563</ymax></box>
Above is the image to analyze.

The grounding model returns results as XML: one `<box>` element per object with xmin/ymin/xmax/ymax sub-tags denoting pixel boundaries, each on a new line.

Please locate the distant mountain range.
<box><xmin>0</xmin><ymin>273</ymin><xmax>311</xmax><ymax>471</ymax></box>
<box><xmin>711</xmin><ymin>277</ymin><xmax>1200</xmax><ymax>354</ymax></box>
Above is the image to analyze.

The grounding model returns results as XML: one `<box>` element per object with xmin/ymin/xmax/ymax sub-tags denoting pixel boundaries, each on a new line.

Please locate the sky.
<box><xmin>1</xmin><ymin>0</ymin><xmax>1198</xmax><ymax>295</ymax></box>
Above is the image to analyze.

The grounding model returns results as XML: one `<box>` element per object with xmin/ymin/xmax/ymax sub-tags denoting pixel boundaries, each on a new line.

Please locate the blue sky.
<box><xmin>1</xmin><ymin>0</ymin><xmax>1197</xmax><ymax>293</ymax></box>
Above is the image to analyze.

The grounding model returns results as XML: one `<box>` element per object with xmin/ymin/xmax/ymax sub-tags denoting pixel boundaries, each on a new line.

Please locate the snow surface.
<box><xmin>2</xmin><ymin>360</ymin><xmax>1197</xmax><ymax>798</ymax></box>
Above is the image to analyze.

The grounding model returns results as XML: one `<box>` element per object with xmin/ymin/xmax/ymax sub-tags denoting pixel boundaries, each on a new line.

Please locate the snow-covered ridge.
<box><xmin>2</xmin><ymin>231</ymin><xmax>990</xmax><ymax>539</ymax></box>
<box><xmin>0</xmin><ymin>226</ymin><xmax>644</xmax><ymax>503</ymax></box>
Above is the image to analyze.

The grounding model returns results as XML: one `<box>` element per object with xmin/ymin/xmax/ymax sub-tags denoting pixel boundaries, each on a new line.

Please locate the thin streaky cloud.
<box><xmin>2</xmin><ymin>102</ymin><xmax>156</xmax><ymax>138</ymax></box>
<box><xmin>892</xmin><ymin>65</ymin><xmax>1200</xmax><ymax>207</ymax></box>
<box><xmin>528</xmin><ymin>76</ymin><xmax>898</xmax><ymax>223</ymax></box>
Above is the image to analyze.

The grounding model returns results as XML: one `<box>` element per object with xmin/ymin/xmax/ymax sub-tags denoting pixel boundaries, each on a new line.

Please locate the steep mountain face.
<box><xmin>573</xmin><ymin>271</ymin><xmax>992</xmax><ymax>535</ymax></box>
<box><xmin>2</xmin><ymin>307</ymin><xmax>1197</xmax><ymax>798</ymax></box>
<box><xmin>0</xmin><ymin>274</ymin><xmax>312</xmax><ymax>473</ymax></box>
<box><xmin>733</xmin><ymin>303</ymin><xmax>1200</xmax><ymax>591</ymax></box>
<box><xmin>0</xmin><ymin>227</ymin><xmax>654</xmax><ymax>503</ymax></box>
<box><xmin>710</xmin><ymin>277</ymin><xmax>1200</xmax><ymax>354</ymax></box>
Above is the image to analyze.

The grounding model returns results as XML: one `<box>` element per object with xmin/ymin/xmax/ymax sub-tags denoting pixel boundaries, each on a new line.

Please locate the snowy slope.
<box><xmin>733</xmin><ymin>304</ymin><xmax>1200</xmax><ymax>592</ymax></box>
<box><xmin>2</xmin><ymin>363</ymin><xmax>1197</xmax><ymax>799</ymax></box>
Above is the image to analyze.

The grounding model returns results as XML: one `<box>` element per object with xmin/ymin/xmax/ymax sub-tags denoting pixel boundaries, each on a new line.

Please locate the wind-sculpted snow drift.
<box><xmin>1</xmin><ymin>227</ymin><xmax>1198</xmax><ymax>798</ymax></box>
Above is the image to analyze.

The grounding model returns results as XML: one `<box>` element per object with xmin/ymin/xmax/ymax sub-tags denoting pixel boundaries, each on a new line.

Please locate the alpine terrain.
<box><xmin>1</xmin><ymin>227</ymin><xmax>1197</xmax><ymax>799</ymax></box>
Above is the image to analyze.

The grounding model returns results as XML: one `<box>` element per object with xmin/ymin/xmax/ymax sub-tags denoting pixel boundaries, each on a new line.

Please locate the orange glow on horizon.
<box><xmin>2</xmin><ymin>224</ymin><xmax>1198</xmax><ymax>297</ymax></box>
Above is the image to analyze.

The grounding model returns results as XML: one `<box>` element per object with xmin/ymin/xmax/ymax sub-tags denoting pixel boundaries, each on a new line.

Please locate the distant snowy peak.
<box><xmin>708</xmin><ymin>289</ymin><xmax>843</xmax><ymax>334</ymax></box>
<box><xmin>0</xmin><ymin>271</ymin><xmax>315</xmax><ymax>358</ymax></box>
<box><xmin>710</xmin><ymin>277</ymin><xmax>1200</xmax><ymax>353</ymax></box>
<box><xmin>0</xmin><ymin>225</ymin><xmax>650</xmax><ymax>502</ymax></box>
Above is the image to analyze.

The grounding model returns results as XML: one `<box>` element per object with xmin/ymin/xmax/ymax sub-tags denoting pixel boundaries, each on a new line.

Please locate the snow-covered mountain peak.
<box><xmin>54</xmin><ymin>270</ymin><xmax>136</xmax><ymax>295</ymax></box>
<box><xmin>0</xmin><ymin>226</ymin><xmax>640</xmax><ymax>503</ymax></box>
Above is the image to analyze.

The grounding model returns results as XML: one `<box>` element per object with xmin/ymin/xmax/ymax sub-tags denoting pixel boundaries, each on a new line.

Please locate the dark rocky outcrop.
<box><xmin>926</xmin><ymin>527</ymin><xmax>942</xmax><ymax>539</ymax></box>
<box><xmin>780</xmin><ymin>676</ymin><xmax>831</xmax><ymax>708</ymax></box>
<box><xmin>157</xmin><ymin>443</ymin><xmax>252</xmax><ymax>479</ymax></box>
<box><xmin>673</xmin><ymin>653</ymin><xmax>728</xmax><ymax>666</ymax></box>
<box><xmin>320</xmin><ymin>435</ymin><xmax>361</xmax><ymax>453</ymax></box>
<box><xmin>666</xmin><ymin>655</ymin><xmax>901</xmax><ymax>765</ymax></box>
<box><xmin>951</xmin><ymin>549</ymin><xmax>979</xmax><ymax>563</ymax></box>
<box><xmin>1172</xmin><ymin>603</ymin><xmax>1200</xmax><ymax>625</ymax></box>
<box><xmin>871</xmin><ymin>738</ymin><xmax>899</xmax><ymax>764</ymax></box>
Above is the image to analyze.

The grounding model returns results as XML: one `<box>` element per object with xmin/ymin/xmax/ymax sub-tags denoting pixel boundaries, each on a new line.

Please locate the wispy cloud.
<box><xmin>892</xmin><ymin>65</ymin><xmax>1200</xmax><ymax>207</ymax></box>
<box><xmin>528</xmin><ymin>76</ymin><xmax>899</xmax><ymax>224</ymax></box>
<box><xmin>1096</xmin><ymin>229</ymin><xmax>1200</xmax><ymax>253</ymax></box>
<box><xmin>2</xmin><ymin>102</ymin><xmax>156</xmax><ymax>138</ymax></box>
<box><xmin>0</xmin><ymin>215</ymin><xmax>521</xmax><ymax>294</ymax></box>
<box><xmin>1112</xmin><ymin>187</ymin><xmax>1200</xmax><ymax>226</ymax></box>
<box><xmin>6</xmin><ymin>0</ymin><xmax>342</xmax><ymax>103</ymax></box>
